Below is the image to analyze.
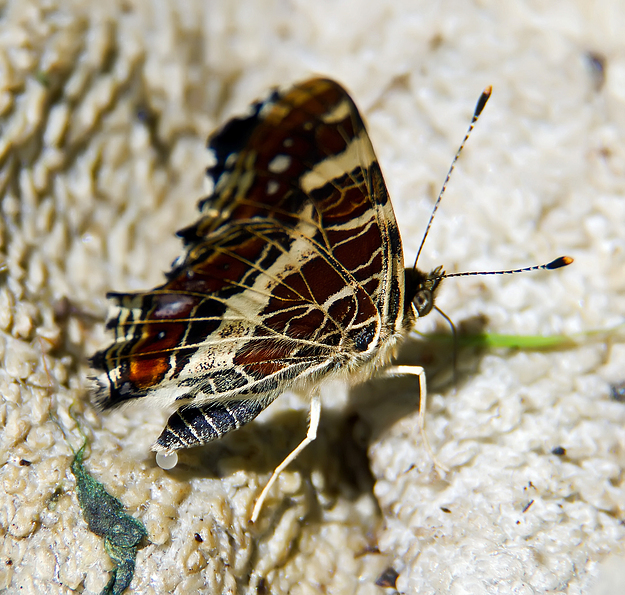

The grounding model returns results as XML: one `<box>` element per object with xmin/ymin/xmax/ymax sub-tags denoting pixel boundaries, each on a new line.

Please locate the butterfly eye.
<box><xmin>413</xmin><ymin>289</ymin><xmax>434</xmax><ymax>317</ymax></box>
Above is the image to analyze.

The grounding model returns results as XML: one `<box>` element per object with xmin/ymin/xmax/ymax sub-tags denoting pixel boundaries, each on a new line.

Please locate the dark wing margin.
<box><xmin>156</xmin><ymin>397</ymin><xmax>269</xmax><ymax>452</ymax></box>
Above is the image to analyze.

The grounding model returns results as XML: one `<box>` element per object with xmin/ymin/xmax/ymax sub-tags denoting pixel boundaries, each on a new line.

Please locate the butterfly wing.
<box><xmin>92</xmin><ymin>78</ymin><xmax>406</xmax><ymax>450</ymax></box>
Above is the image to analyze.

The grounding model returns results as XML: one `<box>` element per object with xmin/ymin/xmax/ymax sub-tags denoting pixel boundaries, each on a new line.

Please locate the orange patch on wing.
<box><xmin>130</xmin><ymin>356</ymin><xmax>169</xmax><ymax>390</ymax></box>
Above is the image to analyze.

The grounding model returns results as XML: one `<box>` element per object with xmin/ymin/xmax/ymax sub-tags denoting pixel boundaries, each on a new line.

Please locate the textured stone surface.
<box><xmin>0</xmin><ymin>1</ymin><xmax>624</xmax><ymax>593</ymax></box>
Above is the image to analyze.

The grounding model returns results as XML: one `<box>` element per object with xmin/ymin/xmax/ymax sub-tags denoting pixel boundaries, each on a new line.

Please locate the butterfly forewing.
<box><xmin>92</xmin><ymin>78</ymin><xmax>408</xmax><ymax>452</ymax></box>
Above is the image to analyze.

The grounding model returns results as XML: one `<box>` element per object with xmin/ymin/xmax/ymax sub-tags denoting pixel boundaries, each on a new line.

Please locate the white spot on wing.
<box><xmin>268</xmin><ymin>154</ymin><xmax>291</xmax><ymax>173</ymax></box>
<box><xmin>267</xmin><ymin>180</ymin><xmax>280</xmax><ymax>195</ymax></box>
<box><xmin>153</xmin><ymin>294</ymin><xmax>196</xmax><ymax>318</ymax></box>
<box><xmin>225</xmin><ymin>153</ymin><xmax>237</xmax><ymax>168</ymax></box>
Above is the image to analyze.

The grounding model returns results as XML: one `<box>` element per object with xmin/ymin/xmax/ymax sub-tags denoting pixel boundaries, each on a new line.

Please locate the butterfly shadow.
<box><xmin>165</xmin><ymin>316</ymin><xmax>493</xmax><ymax>509</ymax></box>
<box><xmin>346</xmin><ymin>314</ymin><xmax>493</xmax><ymax>445</ymax></box>
<box><xmin>165</xmin><ymin>404</ymin><xmax>379</xmax><ymax>509</ymax></box>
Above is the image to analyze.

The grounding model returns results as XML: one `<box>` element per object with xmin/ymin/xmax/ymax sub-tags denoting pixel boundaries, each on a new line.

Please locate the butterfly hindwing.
<box><xmin>92</xmin><ymin>78</ymin><xmax>406</xmax><ymax>451</ymax></box>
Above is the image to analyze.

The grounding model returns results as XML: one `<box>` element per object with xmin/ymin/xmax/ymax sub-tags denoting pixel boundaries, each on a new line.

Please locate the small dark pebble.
<box><xmin>586</xmin><ymin>51</ymin><xmax>606</xmax><ymax>90</ymax></box>
<box><xmin>375</xmin><ymin>567</ymin><xmax>399</xmax><ymax>588</ymax></box>
<box><xmin>610</xmin><ymin>381</ymin><xmax>625</xmax><ymax>403</ymax></box>
<box><xmin>257</xmin><ymin>576</ymin><xmax>268</xmax><ymax>595</ymax></box>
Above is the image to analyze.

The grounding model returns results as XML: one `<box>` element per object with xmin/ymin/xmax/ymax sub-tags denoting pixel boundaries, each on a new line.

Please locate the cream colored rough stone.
<box><xmin>0</xmin><ymin>0</ymin><xmax>624</xmax><ymax>593</ymax></box>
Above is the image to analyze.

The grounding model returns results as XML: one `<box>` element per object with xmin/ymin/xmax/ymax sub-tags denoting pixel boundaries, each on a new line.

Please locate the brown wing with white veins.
<box><xmin>92</xmin><ymin>78</ymin><xmax>405</xmax><ymax>449</ymax></box>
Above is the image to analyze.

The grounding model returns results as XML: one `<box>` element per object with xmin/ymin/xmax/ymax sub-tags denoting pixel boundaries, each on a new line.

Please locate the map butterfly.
<box><xmin>92</xmin><ymin>78</ymin><xmax>572</xmax><ymax>521</ymax></box>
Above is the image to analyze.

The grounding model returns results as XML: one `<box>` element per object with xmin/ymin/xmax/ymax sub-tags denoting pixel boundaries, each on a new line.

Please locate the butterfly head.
<box><xmin>406</xmin><ymin>265</ymin><xmax>444</xmax><ymax>319</ymax></box>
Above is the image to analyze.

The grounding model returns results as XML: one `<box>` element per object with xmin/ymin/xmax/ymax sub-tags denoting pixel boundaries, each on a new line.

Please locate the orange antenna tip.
<box><xmin>546</xmin><ymin>256</ymin><xmax>573</xmax><ymax>269</ymax></box>
<box><xmin>475</xmin><ymin>86</ymin><xmax>492</xmax><ymax>116</ymax></box>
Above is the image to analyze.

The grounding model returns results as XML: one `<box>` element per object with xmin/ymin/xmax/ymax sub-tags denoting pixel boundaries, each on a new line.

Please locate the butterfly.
<box><xmin>91</xmin><ymin>78</ymin><xmax>571</xmax><ymax>521</ymax></box>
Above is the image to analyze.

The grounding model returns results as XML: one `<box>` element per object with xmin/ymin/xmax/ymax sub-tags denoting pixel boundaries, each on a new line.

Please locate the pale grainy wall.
<box><xmin>0</xmin><ymin>1</ymin><xmax>624</xmax><ymax>594</ymax></box>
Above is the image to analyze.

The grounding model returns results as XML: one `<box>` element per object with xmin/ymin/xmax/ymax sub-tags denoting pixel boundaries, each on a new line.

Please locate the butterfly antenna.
<box><xmin>414</xmin><ymin>86</ymin><xmax>492</xmax><ymax>269</ymax></box>
<box><xmin>438</xmin><ymin>256</ymin><xmax>573</xmax><ymax>280</ymax></box>
<box><xmin>433</xmin><ymin>255</ymin><xmax>572</xmax><ymax>388</ymax></box>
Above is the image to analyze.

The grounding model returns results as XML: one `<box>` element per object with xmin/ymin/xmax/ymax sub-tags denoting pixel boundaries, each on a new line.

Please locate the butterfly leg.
<box><xmin>251</xmin><ymin>389</ymin><xmax>321</xmax><ymax>523</ymax></box>
<box><xmin>383</xmin><ymin>365</ymin><xmax>448</xmax><ymax>473</ymax></box>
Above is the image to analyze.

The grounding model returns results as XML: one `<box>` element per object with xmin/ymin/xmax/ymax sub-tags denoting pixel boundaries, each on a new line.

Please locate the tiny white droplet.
<box><xmin>156</xmin><ymin>451</ymin><xmax>178</xmax><ymax>470</ymax></box>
